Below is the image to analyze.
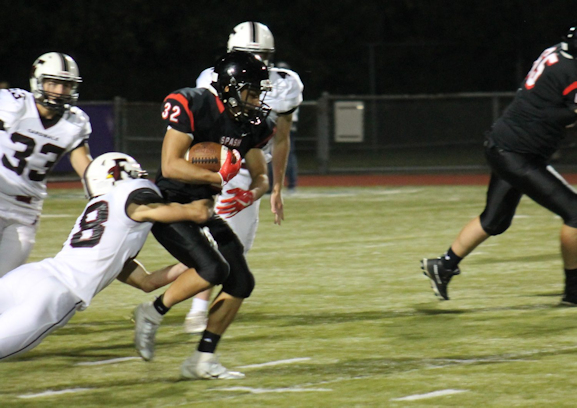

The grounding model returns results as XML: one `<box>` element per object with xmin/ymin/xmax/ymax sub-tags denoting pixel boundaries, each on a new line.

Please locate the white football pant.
<box><xmin>0</xmin><ymin>217</ymin><xmax>38</xmax><ymax>277</ymax></box>
<box><xmin>0</xmin><ymin>263</ymin><xmax>81</xmax><ymax>360</ymax></box>
<box><xmin>217</xmin><ymin>168</ymin><xmax>261</xmax><ymax>254</ymax></box>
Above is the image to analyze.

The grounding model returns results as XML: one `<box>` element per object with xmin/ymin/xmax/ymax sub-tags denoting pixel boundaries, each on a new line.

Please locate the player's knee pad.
<box><xmin>197</xmin><ymin>259</ymin><xmax>230</xmax><ymax>286</ymax></box>
<box><xmin>480</xmin><ymin>212</ymin><xmax>513</xmax><ymax>236</ymax></box>
<box><xmin>222</xmin><ymin>267</ymin><xmax>255</xmax><ymax>298</ymax></box>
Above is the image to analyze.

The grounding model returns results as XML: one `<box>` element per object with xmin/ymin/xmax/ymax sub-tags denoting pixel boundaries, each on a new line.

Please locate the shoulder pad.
<box><xmin>0</xmin><ymin>88</ymin><xmax>30</xmax><ymax>127</ymax></box>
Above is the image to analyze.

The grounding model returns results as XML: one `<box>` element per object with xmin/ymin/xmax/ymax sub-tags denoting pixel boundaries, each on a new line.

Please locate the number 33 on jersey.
<box><xmin>0</xmin><ymin>88</ymin><xmax>91</xmax><ymax>199</ymax></box>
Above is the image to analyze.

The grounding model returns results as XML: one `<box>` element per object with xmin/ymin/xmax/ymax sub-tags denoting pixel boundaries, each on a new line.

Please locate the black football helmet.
<box><xmin>211</xmin><ymin>51</ymin><xmax>272</xmax><ymax>125</ymax></box>
<box><xmin>561</xmin><ymin>24</ymin><xmax>577</xmax><ymax>57</ymax></box>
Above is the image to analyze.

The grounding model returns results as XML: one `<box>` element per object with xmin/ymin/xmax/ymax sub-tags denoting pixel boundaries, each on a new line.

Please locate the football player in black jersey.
<box><xmin>421</xmin><ymin>24</ymin><xmax>577</xmax><ymax>304</ymax></box>
<box><xmin>133</xmin><ymin>51</ymin><xmax>276</xmax><ymax>379</ymax></box>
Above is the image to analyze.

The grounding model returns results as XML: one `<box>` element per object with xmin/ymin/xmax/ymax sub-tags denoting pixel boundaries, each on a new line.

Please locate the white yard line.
<box><xmin>75</xmin><ymin>356</ymin><xmax>140</xmax><ymax>366</ymax></box>
<box><xmin>41</xmin><ymin>214</ymin><xmax>77</xmax><ymax>218</ymax></box>
<box><xmin>215</xmin><ymin>386</ymin><xmax>331</xmax><ymax>394</ymax></box>
<box><xmin>18</xmin><ymin>388</ymin><xmax>92</xmax><ymax>399</ymax></box>
<box><xmin>391</xmin><ymin>389</ymin><xmax>468</xmax><ymax>401</ymax></box>
<box><xmin>238</xmin><ymin>357</ymin><xmax>311</xmax><ymax>369</ymax></box>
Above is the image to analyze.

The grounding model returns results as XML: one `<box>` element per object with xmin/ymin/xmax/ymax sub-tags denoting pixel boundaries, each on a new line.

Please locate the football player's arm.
<box><xmin>270</xmin><ymin>112</ymin><xmax>293</xmax><ymax>225</ymax></box>
<box><xmin>69</xmin><ymin>143</ymin><xmax>92</xmax><ymax>177</ymax></box>
<box><xmin>117</xmin><ymin>260</ymin><xmax>189</xmax><ymax>292</ymax></box>
<box><xmin>161</xmin><ymin>127</ymin><xmax>223</xmax><ymax>185</ymax></box>
<box><xmin>245</xmin><ymin>148</ymin><xmax>269</xmax><ymax>199</ymax></box>
<box><xmin>127</xmin><ymin>198</ymin><xmax>214</xmax><ymax>224</ymax></box>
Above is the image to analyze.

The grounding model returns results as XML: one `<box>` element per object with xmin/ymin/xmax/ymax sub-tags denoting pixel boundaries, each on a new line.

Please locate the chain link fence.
<box><xmin>109</xmin><ymin>92</ymin><xmax>577</xmax><ymax>176</ymax></box>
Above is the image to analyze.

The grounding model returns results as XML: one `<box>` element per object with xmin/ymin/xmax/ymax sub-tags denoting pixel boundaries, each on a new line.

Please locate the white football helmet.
<box><xmin>29</xmin><ymin>52</ymin><xmax>82</xmax><ymax>114</ymax></box>
<box><xmin>82</xmin><ymin>152</ymin><xmax>147</xmax><ymax>199</ymax></box>
<box><xmin>227</xmin><ymin>22</ymin><xmax>275</xmax><ymax>66</ymax></box>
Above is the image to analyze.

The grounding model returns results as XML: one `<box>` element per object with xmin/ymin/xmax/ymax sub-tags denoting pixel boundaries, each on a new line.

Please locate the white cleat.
<box><xmin>183</xmin><ymin>311</ymin><xmax>208</xmax><ymax>334</ymax></box>
<box><xmin>133</xmin><ymin>301</ymin><xmax>163</xmax><ymax>361</ymax></box>
<box><xmin>181</xmin><ymin>351</ymin><xmax>245</xmax><ymax>380</ymax></box>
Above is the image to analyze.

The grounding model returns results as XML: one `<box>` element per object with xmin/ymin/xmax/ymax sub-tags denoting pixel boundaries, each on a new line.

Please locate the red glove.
<box><xmin>216</xmin><ymin>188</ymin><xmax>254</xmax><ymax>218</ymax></box>
<box><xmin>218</xmin><ymin>149</ymin><xmax>242</xmax><ymax>185</ymax></box>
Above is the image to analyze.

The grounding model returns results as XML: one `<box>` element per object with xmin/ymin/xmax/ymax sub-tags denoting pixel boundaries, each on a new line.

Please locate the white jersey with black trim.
<box><xmin>196</xmin><ymin>66</ymin><xmax>304</xmax><ymax>115</ymax></box>
<box><xmin>0</xmin><ymin>88</ymin><xmax>91</xmax><ymax>205</ymax></box>
<box><xmin>41</xmin><ymin>178</ymin><xmax>159</xmax><ymax>308</ymax></box>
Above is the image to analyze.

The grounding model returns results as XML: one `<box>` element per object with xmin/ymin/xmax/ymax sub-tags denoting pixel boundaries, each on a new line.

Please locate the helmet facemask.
<box><xmin>224</xmin><ymin>78</ymin><xmax>272</xmax><ymax>125</ymax></box>
<box><xmin>35</xmin><ymin>77</ymin><xmax>80</xmax><ymax>115</ymax></box>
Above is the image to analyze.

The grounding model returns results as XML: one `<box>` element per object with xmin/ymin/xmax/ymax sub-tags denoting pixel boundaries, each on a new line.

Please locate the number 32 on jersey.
<box><xmin>162</xmin><ymin>102</ymin><xmax>181</xmax><ymax>123</ymax></box>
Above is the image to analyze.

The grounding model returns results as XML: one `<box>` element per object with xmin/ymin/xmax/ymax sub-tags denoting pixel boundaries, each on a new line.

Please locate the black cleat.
<box><xmin>421</xmin><ymin>258</ymin><xmax>461</xmax><ymax>300</ymax></box>
<box><xmin>560</xmin><ymin>294</ymin><xmax>577</xmax><ymax>307</ymax></box>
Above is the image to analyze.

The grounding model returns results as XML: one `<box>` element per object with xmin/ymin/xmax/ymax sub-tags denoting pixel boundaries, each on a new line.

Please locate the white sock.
<box><xmin>190</xmin><ymin>298</ymin><xmax>209</xmax><ymax>314</ymax></box>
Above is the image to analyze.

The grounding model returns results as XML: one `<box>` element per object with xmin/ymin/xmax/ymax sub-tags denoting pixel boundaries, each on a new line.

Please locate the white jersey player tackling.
<box><xmin>0</xmin><ymin>152</ymin><xmax>211</xmax><ymax>361</ymax></box>
<box><xmin>0</xmin><ymin>52</ymin><xmax>93</xmax><ymax>276</ymax></box>
<box><xmin>185</xmin><ymin>22</ymin><xmax>304</xmax><ymax>333</ymax></box>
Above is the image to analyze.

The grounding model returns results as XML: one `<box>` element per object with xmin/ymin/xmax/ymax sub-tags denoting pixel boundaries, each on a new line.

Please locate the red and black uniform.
<box><xmin>152</xmin><ymin>87</ymin><xmax>275</xmax><ymax>298</ymax></box>
<box><xmin>156</xmin><ymin>87</ymin><xmax>274</xmax><ymax>203</ymax></box>
<box><xmin>481</xmin><ymin>45</ymin><xmax>577</xmax><ymax>234</ymax></box>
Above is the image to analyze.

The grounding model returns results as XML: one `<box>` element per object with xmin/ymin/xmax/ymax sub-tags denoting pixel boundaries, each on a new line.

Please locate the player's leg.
<box><xmin>0</xmin><ymin>220</ymin><xmax>37</xmax><ymax>277</ymax></box>
<box><xmin>498</xmin><ymin>163</ymin><xmax>577</xmax><ymax>304</ymax></box>
<box><xmin>185</xmin><ymin>168</ymin><xmax>256</xmax><ymax>333</ymax></box>
<box><xmin>0</xmin><ymin>265</ymin><xmax>81</xmax><ymax>360</ymax></box>
<box><xmin>482</xmin><ymin>146</ymin><xmax>577</xmax><ymax>303</ymax></box>
<box><xmin>135</xmin><ymin>221</ymin><xmax>229</xmax><ymax>360</ymax></box>
<box><xmin>422</xmin><ymin>168</ymin><xmax>522</xmax><ymax>300</ymax></box>
<box><xmin>181</xmin><ymin>217</ymin><xmax>253</xmax><ymax>380</ymax></box>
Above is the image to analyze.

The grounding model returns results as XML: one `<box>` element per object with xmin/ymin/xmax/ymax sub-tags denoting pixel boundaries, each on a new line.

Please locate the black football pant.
<box><xmin>479</xmin><ymin>141</ymin><xmax>577</xmax><ymax>235</ymax></box>
<box><xmin>151</xmin><ymin>215</ymin><xmax>255</xmax><ymax>298</ymax></box>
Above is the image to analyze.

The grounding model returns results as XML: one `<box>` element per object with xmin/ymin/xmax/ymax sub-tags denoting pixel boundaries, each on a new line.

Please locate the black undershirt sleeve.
<box><xmin>125</xmin><ymin>188</ymin><xmax>165</xmax><ymax>217</ymax></box>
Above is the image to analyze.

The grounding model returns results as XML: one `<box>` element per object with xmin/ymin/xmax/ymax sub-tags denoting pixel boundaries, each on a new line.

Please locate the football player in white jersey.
<box><xmin>185</xmin><ymin>22</ymin><xmax>304</xmax><ymax>333</ymax></box>
<box><xmin>0</xmin><ymin>52</ymin><xmax>93</xmax><ymax>276</ymax></box>
<box><xmin>0</xmin><ymin>152</ymin><xmax>212</xmax><ymax>361</ymax></box>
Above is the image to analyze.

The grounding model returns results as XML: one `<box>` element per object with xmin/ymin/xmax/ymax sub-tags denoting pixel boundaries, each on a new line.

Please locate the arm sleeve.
<box><xmin>125</xmin><ymin>188</ymin><xmax>165</xmax><ymax>213</ymax></box>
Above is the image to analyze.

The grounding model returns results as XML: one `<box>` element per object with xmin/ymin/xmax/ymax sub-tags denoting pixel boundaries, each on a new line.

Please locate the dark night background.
<box><xmin>2</xmin><ymin>1</ymin><xmax>576</xmax><ymax>102</ymax></box>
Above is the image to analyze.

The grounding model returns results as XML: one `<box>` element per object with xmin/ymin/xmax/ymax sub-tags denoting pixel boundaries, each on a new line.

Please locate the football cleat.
<box><xmin>560</xmin><ymin>294</ymin><xmax>577</xmax><ymax>306</ymax></box>
<box><xmin>181</xmin><ymin>351</ymin><xmax>245</xmax><ymax>380</ymax></box>
<box><xmin>133</xmin><ymin>301</ymin><xmax>163</xmax><ymax>361</ymax></box>
<box><xmin>421</xmin><ymin>258</ymin><xmax>461</xmax><ymax>300</ymax></box>
<box><xmin>183</xmin><ymin>311</ymin><xmax>208</xmax><ymax>334</ymax></box>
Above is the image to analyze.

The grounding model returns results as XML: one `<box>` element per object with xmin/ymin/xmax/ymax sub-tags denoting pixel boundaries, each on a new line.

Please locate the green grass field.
<box><xmin>1</xmin><ymin>185</ymin><xmax>577</xmax><ymax>407</ymax></box>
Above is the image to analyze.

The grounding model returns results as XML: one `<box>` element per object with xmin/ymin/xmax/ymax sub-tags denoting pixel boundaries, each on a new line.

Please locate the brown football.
<box><xmin>186</xmin><ymin>142</ymin><xmax>228</xmax><ymax>172</ymax></box>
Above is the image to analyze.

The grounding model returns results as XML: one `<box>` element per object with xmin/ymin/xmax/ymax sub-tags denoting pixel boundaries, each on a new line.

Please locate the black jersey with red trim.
<box><xmin>155</xmin><ymin>87</ymin><xmax>276</xmax><ymax>202</ymax></box>
<box><xmin>490</xmin><ymin>45</ymin><xmax>577</xmax><ymax>159</ymax></box>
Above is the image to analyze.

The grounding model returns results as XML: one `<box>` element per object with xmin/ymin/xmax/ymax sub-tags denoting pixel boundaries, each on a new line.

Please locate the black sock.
<box><xmin>442</xmin><ymin>247</ymin><xmax>462</xmax><ymax>271</ymax></box>
<box><xmin>198</xmin><ymin>330</ymin><xmax>221</xmax><ymax>353</ymax></box>
<box><xmin>153</xmin><ymin>295</ymin><xmax>171</xmax><ymax>315</ymax></box>
<box><xmin>565</xmin><ymin>268</ymin><xmax>577</xmax><ymax>294</ymax></box>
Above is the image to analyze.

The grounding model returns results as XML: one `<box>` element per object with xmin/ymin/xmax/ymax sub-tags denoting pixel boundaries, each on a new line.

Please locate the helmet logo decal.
<box><xmin>108</xmin><ymin>158</ymin><xmax>128</xmax><ymax>181</ymax></box>
<box><xmin>30</xmin><ymin>59</ymin><xmax>45</xmax><ymax>80</ymax></box>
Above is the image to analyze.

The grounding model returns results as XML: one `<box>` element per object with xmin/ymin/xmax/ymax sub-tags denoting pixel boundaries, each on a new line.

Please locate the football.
<box><xmin>187</xmin><ymin>142</ymin><xmax>229</xmax><ymax>172</ymax></box>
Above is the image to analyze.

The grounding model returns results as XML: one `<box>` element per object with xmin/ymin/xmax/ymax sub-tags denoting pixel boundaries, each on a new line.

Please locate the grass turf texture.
<box><xmin>1</xmin><ymin>186</ymin><xmax>577</xmax><ymax>407</ymax></box>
